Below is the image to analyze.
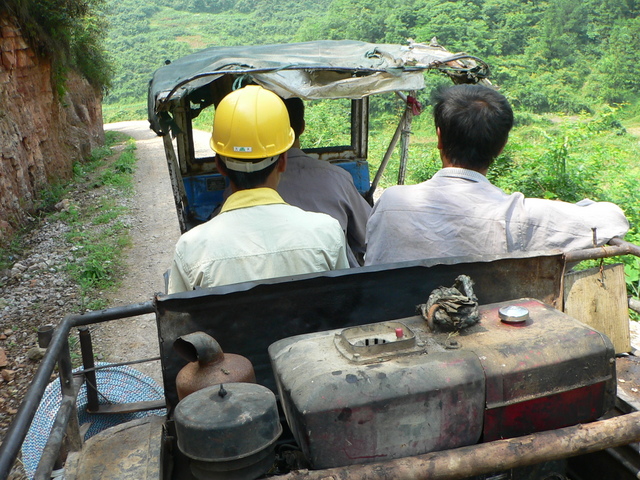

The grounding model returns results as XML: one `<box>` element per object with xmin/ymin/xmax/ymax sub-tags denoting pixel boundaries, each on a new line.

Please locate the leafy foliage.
<box><xmin>2</xmin><ymin>0</ymin><xmax>112</xmax><ymax>93</ymax></box>
<box><xmin>62</xmin><ymin>133</ymin><xmax>136</xmax><ymax>302</ymax></box>
<box><xmin>100</xmin><ymin>0</ymin><xmax>640</xmax><ymax>114</ymax></box>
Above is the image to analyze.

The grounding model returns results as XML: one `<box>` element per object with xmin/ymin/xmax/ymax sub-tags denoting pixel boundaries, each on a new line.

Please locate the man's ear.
<box><xmin>215</xmin><ymin>155</ymin><xmax>228</xmax><ymax>177</ymax></box>
<box><xmin>496</xmin><ymin>137</ymin><xmax>508</xmax><ymax>156</ymax></box>
<box><xmin>436</xmin><ymin>127</ymin><xmax>443</xmax><ymax>150</ymax></box>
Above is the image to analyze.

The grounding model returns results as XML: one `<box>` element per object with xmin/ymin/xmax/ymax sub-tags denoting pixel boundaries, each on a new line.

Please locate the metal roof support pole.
<box><xmin>173</xmin><ymin>101</ymin><xmax>192</xmax><ymax>176</ymax></box>
<box><xmin>397</xmin><ymin>91</ymin><xmax>416</xmax><ymax>185</ymax></box>
<box><xmin>366</xmin><ymin>98</ymin><xmax>412</xmax><ymax>202</ymax></box>
<box><xmin>162</xmin><ymin>134</ymin><xmax>189</xmax><ymax>233</ymax></box>
<box><xmin>351</xmin><ymin>98</ymin><xmax>368</xmax><ymax>161</ymax></box>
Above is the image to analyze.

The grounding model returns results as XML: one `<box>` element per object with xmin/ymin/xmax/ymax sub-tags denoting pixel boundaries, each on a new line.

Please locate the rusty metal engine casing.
<box><xmin>475</xmin><ymin>298</ymin><xmax>616</xmax><ymax>442</ymax></box>
<box><xmin>269</xmin><ymin>323</ymin><xmax>486</xmax><ymax>469</ymax></box>
<box><xmin>269</xmin><ymin>298</ymin><xmax>616</xmax><ymax>470</ymax></box>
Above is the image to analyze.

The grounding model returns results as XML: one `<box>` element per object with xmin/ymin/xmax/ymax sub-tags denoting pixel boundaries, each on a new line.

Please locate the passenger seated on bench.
<box><xmin>277</xmin><ymin>98</ymin><xmax>372</xmax><ymax>267</ymax></box>
<box><xmin>365</xmin><ymin>84</ymin><xmax>629</xmax><ymax>266</ymax></box>
<box><xmin>167</xmin><ymin>86</ymin><xmax>349</xmax><ymax>293</ymax></box>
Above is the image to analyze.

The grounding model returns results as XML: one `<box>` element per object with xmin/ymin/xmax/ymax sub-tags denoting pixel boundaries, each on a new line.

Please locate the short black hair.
<box><xmin>217</xmin><ymin>156</ymin><xmax>280</xmax><ymax>190</ymax></box>
<box><xmin>433</xmin><ymin>84</ymin><xmax>513</xmax><ymax>171</ymax></box>
<box><xmin>283</xmin><ymin>97</ymin><xmax>305</xmax><ymax>138</ymax></box>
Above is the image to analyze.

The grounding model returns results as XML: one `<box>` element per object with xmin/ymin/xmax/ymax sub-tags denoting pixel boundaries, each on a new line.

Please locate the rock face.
<box><xmin>0</xmin><ymin>12</ymin><xmax>104</xmax><ymax>237</ymax></box>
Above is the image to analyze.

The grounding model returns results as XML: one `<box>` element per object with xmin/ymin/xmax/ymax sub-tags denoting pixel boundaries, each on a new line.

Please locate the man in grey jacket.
<box><xmin>278</xmin><ymin>97</ymin><xmax>371</xmax><ymax>266</ymax></box>
<box><xmin>365</xmin><ymin>84</ymin><xmax>629</xmax><ymax>266</ymax></box>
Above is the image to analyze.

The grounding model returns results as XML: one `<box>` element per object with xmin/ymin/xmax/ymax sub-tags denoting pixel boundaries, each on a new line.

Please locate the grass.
<box><xmin>1</xmin><ymin>130</ymin><xmax>137</xmax><ymax>311</ymax></box>
<box><xmin>0</xmin><ymin>237</ymin><xmax>25</xmax><ymax>272</ymax></box>
<box><xmin>103</xmin><ymin>102</ymin><xmax>147</xmax><ymax>124</ymax></box>
<box><xmin>96</xmin><ymin>141</ymin><xmax>137</xmax><ymax>192</ymax></box>
<box><xmin>61</xmin><ymin>135</ymin><xmax>136</xmax><ymax>311</ymax></box>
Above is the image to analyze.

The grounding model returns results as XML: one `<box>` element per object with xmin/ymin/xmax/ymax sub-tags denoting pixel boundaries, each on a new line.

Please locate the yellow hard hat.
<box><xmin>210</xmin><ymin>85</ymin><xmax>295</xmax><ymax>172</ymax></box>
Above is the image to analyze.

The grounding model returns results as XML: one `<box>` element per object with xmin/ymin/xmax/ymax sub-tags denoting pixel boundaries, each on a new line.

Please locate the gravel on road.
<box><xmin>0</xmin><ymin>121</ymin><xmax>181</xmax><ymax>478</ymax></box>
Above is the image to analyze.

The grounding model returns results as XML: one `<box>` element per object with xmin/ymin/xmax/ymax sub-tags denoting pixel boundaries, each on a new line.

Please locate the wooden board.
<box><xmin>564</xmin><ymin>263</ymin><xmax>631</xmax><ymax>354</ymax></box>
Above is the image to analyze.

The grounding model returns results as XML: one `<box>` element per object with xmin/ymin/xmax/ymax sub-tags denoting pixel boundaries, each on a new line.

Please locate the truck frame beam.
<box><xmin>280</xmin><ymin>411</ymin><xmax>640</xmax><ymax>480</ymax></box>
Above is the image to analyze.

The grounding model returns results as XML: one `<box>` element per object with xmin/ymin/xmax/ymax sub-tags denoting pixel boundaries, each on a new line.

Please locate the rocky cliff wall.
<box><xmin>0</xmin><ymin>12</ymin><xmax>104</xmax><ymax>238</ymax></box>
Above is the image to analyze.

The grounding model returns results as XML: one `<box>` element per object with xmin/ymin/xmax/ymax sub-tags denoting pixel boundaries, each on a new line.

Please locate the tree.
<box><xmin>2</xmin><ymin>0</ymin><xmax>112</xmax><ymax>92</ymax></box>
<box><xmin>584</xmin><ymin>17</ymin><xmax>640</xmax><ymax>103</ymax></box>
<box><xmin>413</xmin><ymin>1</ymin><xmax>491</xmax><ymax>55</ymax></box>
<box><xmin>539</xmin><ymin>0</ymin><xmax>591</xmax><ymax>63</ymax></box>
<box><xmin>296</xmin><ymin>0</ymin><xmax>387</xmax><ymax>42</ymax></box>
<box><xmin>480</xmin><ymin>0</ymin><xmax>543</xmax><ymax>56</ymax></box>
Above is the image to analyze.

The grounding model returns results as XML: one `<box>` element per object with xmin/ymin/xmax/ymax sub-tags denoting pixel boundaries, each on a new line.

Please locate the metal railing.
<box><xmin>2</xmin><ymin>239</ymin><xmax>640</xmax><ymax>479</ymax></box>
<box><xmin>0</xmin><ymin>302</ymin><xmax>156</xmax><ymax>480</ymax></box>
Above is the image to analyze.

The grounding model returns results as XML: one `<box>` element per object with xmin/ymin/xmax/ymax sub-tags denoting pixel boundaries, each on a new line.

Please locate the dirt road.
<box><xmin>94</xmin><ymin>121</ymin><xmax>205</xmax><ymax>383</ymax></box>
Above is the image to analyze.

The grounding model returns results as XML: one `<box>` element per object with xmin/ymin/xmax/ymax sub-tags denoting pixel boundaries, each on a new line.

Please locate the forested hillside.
<box><xmin>101</xmin><ymin>0</ymin><xmax>640</xmax><ymax>298</ymax></box>
<box><xmin>103</xmin><ymin>0</ymin><xmax>640</xmax><ymax>114</ymax></box>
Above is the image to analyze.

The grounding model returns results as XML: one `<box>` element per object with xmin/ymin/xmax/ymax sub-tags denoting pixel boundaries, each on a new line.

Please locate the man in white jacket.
<box><xmin>168</xmin><ymin>86</ymin><xmax>348</xmax><ymax>293</ymax></box>
<box><xmin>365</xmin><ymin>84</ymin><xmax>629</xmax><ymax>266</ymax></box>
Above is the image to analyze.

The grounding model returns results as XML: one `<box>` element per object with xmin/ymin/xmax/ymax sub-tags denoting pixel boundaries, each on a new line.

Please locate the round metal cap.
<box><xmin>174</xmin><ymin>382</ymin><xmax>282</xmax><ymax>462</ymax></box>
<box><xmin>498</xmin><ymin>305</ymin><xmax>529</xmax><ymax>324</ymax></box>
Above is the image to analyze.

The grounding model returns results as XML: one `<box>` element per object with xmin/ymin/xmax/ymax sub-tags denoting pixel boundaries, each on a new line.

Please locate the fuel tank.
<box><xmin>269</xmin><ymin>298</ymin><xmax>616</xmax><ymax>469</ymax></box>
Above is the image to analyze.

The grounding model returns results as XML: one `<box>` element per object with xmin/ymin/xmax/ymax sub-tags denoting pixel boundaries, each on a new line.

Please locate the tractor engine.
<box><xmin>269</xmin><ymin>298</ymin><xmax>616</xmax><ymax>469</ymax></box>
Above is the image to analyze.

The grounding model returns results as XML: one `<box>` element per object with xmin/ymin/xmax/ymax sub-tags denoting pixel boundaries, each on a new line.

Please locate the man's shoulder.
<box><xmin>286</xmin><ymin>152</ymin><xmax>353</xmax><ymax>179</ymax></box>
<box><xmin>281</xmin><ymin>203</ymin><xmax>344</xmax><ymax>231</ymax></box>
<box><xmin>376</xmin><ymin>182</ymin><xmax>426</xmax><ymax>205</ymax></box>
<box><xmin>178</xmin><ymin>212</ymin><xmax>228</xmax><ymax>237</ymax></box>
<box><xmin>282</xmin><ymin>202</ymin><xmax>342</xmax><ymax>223</ymax></box>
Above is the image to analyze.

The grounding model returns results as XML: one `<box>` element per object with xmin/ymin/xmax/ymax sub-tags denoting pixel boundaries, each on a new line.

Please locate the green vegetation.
<box><xmin>0</xmin><ymin>132</ymin><xmax>136</xmax><ymax>311</ymax></box>
<box><xmin>0</xmin><ymin>238</ymin><xmax>24</xmax><ymax>272</ymax></box>
<box><xmin>102</xmin><ymin>101</ymin><xmax>147</xmax><ymax>123</ymax></box>
<box><xmin>102</xmin><ymin>0</ymin><xmax>640</xmax><ymax>116</ymax></box>
<box><xmin>2</xmin><ymin>0</ymin><xmax>112</xmax><ymax>94</ymax></box>
<box><xmin>62</xmin><ymin>134</ymin><xmax>136</xmax><ymax>310</ymax></box>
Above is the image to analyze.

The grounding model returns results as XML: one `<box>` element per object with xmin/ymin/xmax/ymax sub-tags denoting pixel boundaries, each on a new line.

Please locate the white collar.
<box><xmin>433</xmin><ymin>167</ymin><xmax>490</xmax><ymax>184</ymax></box>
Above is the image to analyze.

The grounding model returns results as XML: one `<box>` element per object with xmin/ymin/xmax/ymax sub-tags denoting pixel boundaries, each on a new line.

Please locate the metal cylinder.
<box><xmin>174</xmin><ymin>383</ymin><xmax>282</xmax><ymax>480</ymax></box>
<box><xmin>174</xmin><ymin>332</ymin><xmax>256</xmax><ymax>400</ymax></box>
<box><xmin>37</xmin><ymin>324</ymin><xmax>54</xmax><ymax>348</ymax></box>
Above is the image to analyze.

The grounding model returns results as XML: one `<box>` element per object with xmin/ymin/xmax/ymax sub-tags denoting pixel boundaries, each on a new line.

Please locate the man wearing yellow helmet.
<box><xmin>167</xmin><ymin>85</ymin><xmax>349</xmax><ymax>293</ymax></box>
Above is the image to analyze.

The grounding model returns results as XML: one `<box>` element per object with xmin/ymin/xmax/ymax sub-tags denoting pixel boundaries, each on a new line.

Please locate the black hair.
<box><xmin>283</xmin><ymin>97</ymin><xmax>305</xmax><ymax>138</ymax></box>
<box><xmin>433</xmin><ymin>84</ymin><xmax>513</xmax><ymax>171</ymax></box>
<box><xmin>217</xmin><ymin>156</ymin><xmax>280</xmax><ymax>190</ymax></box>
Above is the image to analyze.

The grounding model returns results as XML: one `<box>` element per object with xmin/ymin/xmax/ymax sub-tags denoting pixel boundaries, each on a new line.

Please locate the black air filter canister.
<box><xmin>174</xmin><ymin>382</ymin><xmax>282</xmax><ymax>480</ymax></box>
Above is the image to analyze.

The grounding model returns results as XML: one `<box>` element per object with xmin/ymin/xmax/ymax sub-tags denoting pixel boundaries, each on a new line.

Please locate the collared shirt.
<box><xmin>365</xmin><ymin>167</ymin><xmax>629</xmax><ymax>266</ymax></box>
<box><xmin>168</xmin><ymin>188</ymin><xmax>349</xmax><ymax>293</ymax></box>
<box><xmin>278</xmin><ymin>148</ymin><xmax>372</xmax><ymax>267</ymax></box>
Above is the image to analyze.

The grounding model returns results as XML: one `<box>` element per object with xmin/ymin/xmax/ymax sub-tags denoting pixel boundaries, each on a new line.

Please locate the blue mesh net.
<box><xmin>21</xmin><ymin>362</ymin><xmax>165</xmax><ymax>478</ymax></box>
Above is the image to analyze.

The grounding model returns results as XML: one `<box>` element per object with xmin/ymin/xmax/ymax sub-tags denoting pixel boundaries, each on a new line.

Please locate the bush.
<box><xmin>2</xmin><ymin>0</ymin><xmax>112</xmax><ymax>93</ymax></box>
